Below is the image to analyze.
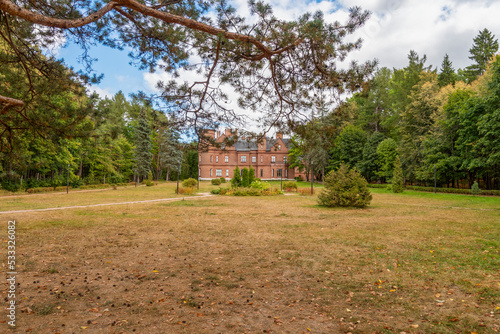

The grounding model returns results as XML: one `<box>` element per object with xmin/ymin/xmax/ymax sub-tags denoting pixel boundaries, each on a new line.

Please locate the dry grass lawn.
<box><xmin>1</xmin><ymin>182</ymin><xmax>499</xmax><ymax>333</ymax></box>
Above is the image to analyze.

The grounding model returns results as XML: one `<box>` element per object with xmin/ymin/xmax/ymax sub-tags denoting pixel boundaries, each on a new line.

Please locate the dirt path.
<box><xmin>0</xmin><ymin>193</ymin><xmax>213</xmax><ymax>215</ymax></box>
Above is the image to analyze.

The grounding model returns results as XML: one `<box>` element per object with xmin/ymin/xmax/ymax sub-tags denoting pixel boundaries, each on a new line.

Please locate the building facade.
<box><xmin>198</xmin><ymin>129</ymin><xmax>299</xmax><ymax>181</ymax></box>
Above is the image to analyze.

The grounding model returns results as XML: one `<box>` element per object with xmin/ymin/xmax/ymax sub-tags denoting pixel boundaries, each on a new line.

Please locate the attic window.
<box><xmin>278</xmin><ymin>145</ymin><xmax>281</xmax><ymax>150</ymax></box>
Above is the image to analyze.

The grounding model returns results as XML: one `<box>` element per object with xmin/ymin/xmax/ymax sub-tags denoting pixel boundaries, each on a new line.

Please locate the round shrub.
<box><xmin>283</xmin><ymin>181</ymin><xmax>298</xmax><ymax>191</ymax></box>
<box><xmin>318</xmin><ymin>163</ymin><xmax>372</xmax><ymax>208</ymax></box>
<box><xmin>182</xmin><ymin>178</ymin><xmax>198</xmax><ymax>188</ymax></box>
<box><xmin>219</xmin><ymin>177</ymin><xmax>226</xmax><ymax>183</ymax></box>
<box><xmin>211</xmin><ymin>178</ymin><xmax>222</xmax><ymax>185</ymax></box>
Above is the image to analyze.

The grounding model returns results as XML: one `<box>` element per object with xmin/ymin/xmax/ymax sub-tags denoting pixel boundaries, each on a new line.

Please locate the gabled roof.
<box><xmin>232</xmin><ymin>137</ymin><xmax>290</xmax><ymax>152</ymax></box>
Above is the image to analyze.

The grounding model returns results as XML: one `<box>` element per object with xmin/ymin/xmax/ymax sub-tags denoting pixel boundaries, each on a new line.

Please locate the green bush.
<box><xmin>211</xmin><ymin>186</ymin><xmax>281</xmax><ymax>196</ymax></box>
<box><xmin>392</xmin><ymin>156</ymin><xmax>404</xmax><ymax>193</ymax></box>
<box><xmin>182</xmin><ymin>178</ymin><xmax>198</xmax><ymax>188</ymax></box>
<box><xmin>219</xmin><ymin>177</ymin><xmax>226</xmax><ymax>183</ymax></box>
<box><xmin>231</xmin><ymin>166</ymin><xmax>241</xmax><ymax>188</ymax></box>
<box><xmin>146</xmin><ymin>180</ymin><xmax>154</xmax><ymax>187</ymax></box>
<box><xmin>471</xmin><ymin>181</ymin><xmax>481</xmax><ymax>195</ymax></box>
<box><xmin>318</xmin><ymin>163</ymin><xmax>372</xmax><ymax>208</ymax></box>
<box><xmin>250</xmin><ymin>180</ymin><xmax>270</xmax><ymax>190</ymax></box>
<box><xmin>248</xmin><ymin>166</ymin><xmax>256</xmax><ymax>185</ymax></box>
<box><xmin>210</xmin><ymin>188</ymin><xmax>222</xmax><ymax>194</ymax></box>
<box><xmin>283</xmin><ymin>181</ymin><xmax>298</xmax><ymax>191</ymax></box>
<box><xmin>211</xmin><ymin>178</ymin><xmax>222</xmax><ymax>185</ymax></box>
<box><xmin>241</xmin><ymin>168</ymin><xmax>250</xmax><ymax>187</ymax></box>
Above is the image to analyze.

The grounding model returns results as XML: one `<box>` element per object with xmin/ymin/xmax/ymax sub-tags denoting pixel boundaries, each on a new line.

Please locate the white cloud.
<box><xmin>88</xmin><ymin>86</ymin><xmax>114</xmax><ymax>99</ymax></box>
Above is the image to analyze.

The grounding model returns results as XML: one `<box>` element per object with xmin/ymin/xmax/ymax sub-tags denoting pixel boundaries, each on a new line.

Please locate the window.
<box><xmin>252</xmin><ymin>156</ymin><xmax>256</xmax><ymax>163</ymax></box>
<box><xmin>210</xmin><ymin>169</ymin><xmax>212</xmax><ymax>177</ymax></box>
<box><xmin>271</xmin><ymin>156</ymin><xmax>276</xmax><ymax>163</ymax></box>
<box><xmin>278</xmin><ymin>145</ymin><xmax>281</xmax><ymax>150</ymax></box>
<box><xmin>261</xmin><ymin>143</ymin><xmax>263</xmax><ymax>149</ymax></box>
<box><xmin>199</xmin><ymin>155</ymin><xmax>201</xmax><ymax>162</ymax></box>
<box><xmin>277</xmin><ymin>169</ymin><xmax>282</xmax><ymax>177</ymax></box>
<box><xmin>226</xmin><ymin>169</ymin><xmax>229</xmax><ymax>177</ymax></box>
<box><xmin>285</xmin><ymin>169</ymin><xmax>288</xmax><ymax>177</ymax></box>
<box><xmin>272</xmin><ymin>169</ymin><xmax>274</xmax><ymax>177</ymax></box>
<box><xmin>260</xmin><ymin>169</ymin><xmax>263</xmax><ymax>177</ymax></box>
<box><xmin>241</xmin><ymin>156</ymin><xmax>247</xmax><ymax>163</ymax></box>
<box><xmin>198</xmin><ymin>168</ymin><xmax>201</xmax><ymax>176</ymax></box>
<box><xmin>283</xmin><ymin>156</ymin><xmax>287</xmax><ymax>163</ymax></box>
<box><xmin>210</xmin><ymin>155</ymin><xmax>213</xmax><ymax>162</ymax></box>
<box><xmin>260</xmin><ymin>156</ymin><xmax>263</xmax><ymax>163</ymax></box>
<box><xmin>216</xmin><ymin>156</ymin><xmax>219</xmax><ymax>163</ymax></box>
<box><xmin>216</xmin><ymin>169</ymin><xmax>222</xmax><ymax>177</ymax></box>
<box><xmin>225</xmin><ymin>156</ymin><xmax>229</xmax><ymax>163</ymax></box>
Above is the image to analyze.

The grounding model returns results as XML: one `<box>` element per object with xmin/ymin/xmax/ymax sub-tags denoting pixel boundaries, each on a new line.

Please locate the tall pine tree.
<box><xmin>465</xmin><ymin>29</ymin><xmax>499</xmax><ymax>82</ymax></box>
<box><xmin>134</xmin><ymin>109</ymin><xmax>152</xmax><ymax>182</ymax></box>
<box><xmin>438</xmin><ymin>54</ymin><xmax>456</xmax><ymax>87</ymax></box>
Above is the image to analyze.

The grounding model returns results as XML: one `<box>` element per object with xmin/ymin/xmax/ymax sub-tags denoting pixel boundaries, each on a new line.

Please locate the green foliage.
<box><xmin>248</xmin><ymin>166</ymin><xmax>256</xmax><ymax>185</ymax></box>
<box><xmin>330</xmin><ymin>124</ymin><xmax>366</xmax><ymax>170</ymax></box>
<box><xmin>283</xmin><ymin>181</ymin><xmax>298</xmax><ymax>191</ymax></box>
<box><xmin>438</xmin><ymin>54</ymin><xmax>456</xmax><ymax>87</ymax></box>
<box><xmin>250</xmin><ymin>180</ymin><xmax>271</xmax><ymax>190</ymax></box>
<box><xmin>465</xmin><ymin>29</ymin><xmax>499</xmax><ymax>82</ymax></box>
<box><xmin>241</xmin><ymin>168</ymin><xmax>250</xmax><ymax>187</ymax></box>
<box><xmin>212</xmin><ymin>187</ymin><xmax>282</xmax><ymax>196</ymax></box>
<box><xmin>231</xmin><ymin>166</ymin><xmax>242</xmax><ymax>188</ymax></box>
<box><xmin>471</xmin><ymin>181</ymin><xmax>481</xmax><ymax>195</ymax></box>
<box><xmin>318</xmin><ymin>164</ymin><xmax>372</xmax><ymax>208</ymax></box>
<box><xmin>219</xmin><ymin>177</ymin><xmax>226</xmax><ymax>183</ymax></box>
<box><xmin>376</xmin><ymin>138</ymin><xmax>398</xmax><ymax>181</ymax></box>
<box><xmin>182</xmin><ymin>178</ymin><xmax>198</xmax><ymax>188</ymax></box>
<box><xmin>211</xmin><ymin>178</ymin><xmax>222</xmax><ymax>185</ymax></box>
<box><xmin>134</xmin><ymin>109</ymin><xmax>153</xmax><ymax>180</ymax></box>
<box><xmin>392</xmin><ymin>156</ymin><xmax>405</xmax><ymax>193</ymax></box>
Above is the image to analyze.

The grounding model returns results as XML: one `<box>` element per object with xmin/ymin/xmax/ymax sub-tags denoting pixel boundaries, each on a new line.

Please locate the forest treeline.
<box><xmin>290</xmin><ymin>29</ymin><xmax>500</xmax><ymax>190</ymax></box>
<box><xmin>1</xmin><ymin>29</ymin><xmax>499</xmax><ymax>192</ymax></box>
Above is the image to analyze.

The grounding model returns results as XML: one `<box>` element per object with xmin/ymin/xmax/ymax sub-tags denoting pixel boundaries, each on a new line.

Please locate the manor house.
<box><xmin>198</xmin><ymin>129</ymin><xmax>301</xmax><ymax>181</ymax></box>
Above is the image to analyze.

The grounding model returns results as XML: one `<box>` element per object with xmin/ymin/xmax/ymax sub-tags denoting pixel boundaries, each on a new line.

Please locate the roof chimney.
<box><xmin>276</xmin><ymin>132</ymin><xmax>283</xmax><ymax>139</ymax></box>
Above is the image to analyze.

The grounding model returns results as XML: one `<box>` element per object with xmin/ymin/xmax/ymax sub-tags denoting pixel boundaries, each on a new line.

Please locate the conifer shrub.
<box><xmin>471</xmin><ymin>181</ymin><xmax>481</xmax><ymax>195</ymax></box>
<box><xmin>248</xmin><ymin>166</ymin><xmax>256</xmax><ymax>184</ymax></box>
<box><xmin>146</xmin><ymin>171</ymin><xmax>154</xmax><ymax>186</ymax></box>
<box><xmin>231</xmin><ymin>166</ymin><xmax>242</xmax><ymax>188</ymax></box>
<box><xmin>318</xmin><ymin>163</ymin><xmax>372</xmax><ymax>208</ymax></box>
<box><xmin>283</xmin><ymin>181</ymin><xmax>298</xmax><ymax>191</ymax></box>
<box><xmin>211</xmin><ymin>178</ymin><xmax>222</xmax><ymax>185</ymax></box>
<box><xmin>241</xmin><ymin>168</ymin><xmax>250</xmax><ymax>187</ymax></box>
<box><xmin>182</xmin><ymin>178</ymin><xmax>197</xmax><ymax>188</ymax></box>
<box><xmin>392</xmin><ymin>156</ymin><xmax>404</xmax><ymax>193</ymax></box>
<box><xmin>219</xmin><ymin>177</ymin><xmax>226</xmax><ymax>183</ymax></box>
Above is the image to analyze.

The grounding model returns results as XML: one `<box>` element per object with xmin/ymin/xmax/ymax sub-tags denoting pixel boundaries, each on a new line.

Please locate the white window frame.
<box><xmin>226</xmin><ymin>169</ymin><xmax>229</xmax><ymax>177</ymax></box>
<box><xmin>210</xmin><ymin>168</ymin><xmax>212</xmax><ymax>177</ymax></box>
<box><xmin>271</xmin><ymin>156</ymin><xmax>276</xmax><ymax>163</ymax></box>
<box><xmin>225</xmin><ymin>156</ymin><xmax>229</xmax><ymax>163</ymax></box>
<box><xmin>216</xmin><ymin>156</ymin><xmax>218</xmax><ymax>163</ymax></box>
<box><xmin>241</xmin><ymin>156</ymin><xmax>247</xmax><ymax>163</ymax></box>
<box><xmin>261</xmin><ymin>156</ymin><xmax>263</xmax><ymax>163</ymax></box>
<box><xmin>216</xmin><ymin>169</ymin><xmax>222</xmax><ymax>177</ymax></box>
<box><xmin>252</xmin><ymin>156</ymin><xmax>256</xmax><ymax>163</ymax></box>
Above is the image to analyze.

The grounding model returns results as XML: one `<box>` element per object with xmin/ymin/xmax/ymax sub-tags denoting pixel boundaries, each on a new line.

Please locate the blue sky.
<box><xmin>57</xmin><ymin>0</ymin><xmax>500</xmax><ymax>105</ymax></box>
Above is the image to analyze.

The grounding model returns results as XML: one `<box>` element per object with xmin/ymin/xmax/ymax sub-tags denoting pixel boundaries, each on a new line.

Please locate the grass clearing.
<box><xmin>0</xmin><ymin>182</ymin><xmax>498</xmax><ymax>333</ymax></box>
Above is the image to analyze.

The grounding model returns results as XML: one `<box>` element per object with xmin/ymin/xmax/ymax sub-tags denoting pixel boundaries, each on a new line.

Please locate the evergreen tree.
<box><xmin>241</xmin><ymin>168</ymin><xmax>250</xmax><ymax>187</ymax></box>
<box><xmin>359</xmin><ymin>132</ymin><xmax>386</xmax><ymax>182</ymax></box>
<box><xmin>231</xmin><ymin>166</ymin><xmax>242</xmax><ymax>188</ymax></box>
<box><xmin>134</xmin><ymin>109</ymin><xmax>152</xmax><ymax>181</ymax></box>
<box><xmin>438</xmin><ymin>54</ymin><xmax>456</xmax><ymax>87</ymax></box>
<box><xmin>392</xmin><ymin>156</ymin><xmax>404</xmax><ymax>193</ymax></box>
<box><xmin>465</xmin><ymin>29</ymin><xmax>499</xmax><ymax>82</ymax></box>
<box><xmin>158</xmin><ymin>127</ymin><xmax>183</xmax><ymax>181</ymax></box>
<box><xmin>248</xmin><ymin>166</ymin><xmax>256</xmax><ymax>184</ymax></box>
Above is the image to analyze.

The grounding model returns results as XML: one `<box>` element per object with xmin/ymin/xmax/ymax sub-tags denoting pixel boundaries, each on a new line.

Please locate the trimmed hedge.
<box><xmin>367</xmin><ymin>183</ymin><xmax>500</xmax><ymax>196</ymax></box>
<box><xmin>211</xmin><ymin>187</ymin><xmax>283</xmax><ymax>196</ymax></box>
<box><xmin>211</xmin><ymin>178</ymin><xmax>222</xmax><ymax>185</ymax></box>
<box><xmin>283</xmin><ymin>181</ymin><xmax>298</xmax><ymax>191</ymax></box>
<box><xmin>182</xmin><ymin>178</ymin><xmax>198</xmax><ymax>188</ymax></box>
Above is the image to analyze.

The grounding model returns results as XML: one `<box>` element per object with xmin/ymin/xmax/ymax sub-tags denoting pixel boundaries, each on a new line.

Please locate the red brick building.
<box><xmin>198</xmin><ymin>129</ymin><xmax>300</xmax><ymax>181</ymax></box>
